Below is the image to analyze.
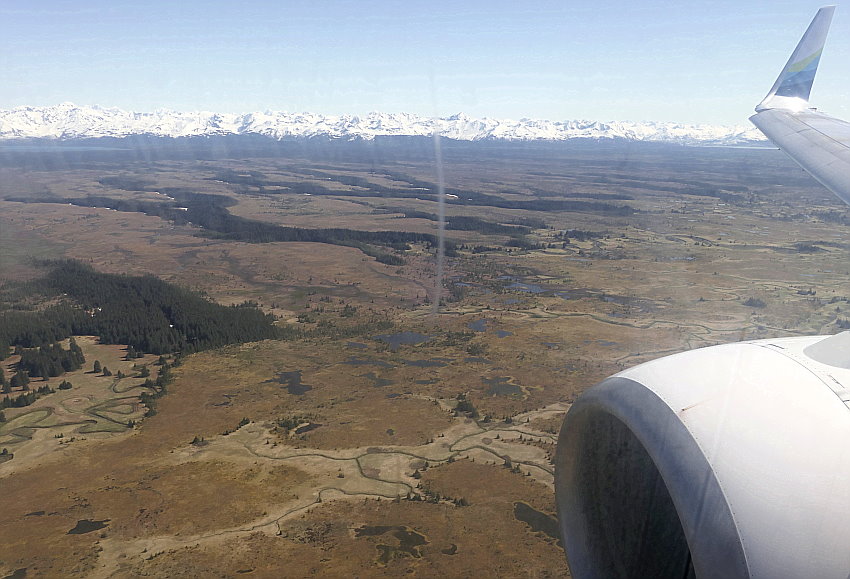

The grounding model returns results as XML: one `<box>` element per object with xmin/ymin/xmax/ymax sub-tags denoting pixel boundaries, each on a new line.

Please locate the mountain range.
<box><xmin>0</xmin><ymin>103</ymin><xmax>767</xmax><ymax>146</ymax></box>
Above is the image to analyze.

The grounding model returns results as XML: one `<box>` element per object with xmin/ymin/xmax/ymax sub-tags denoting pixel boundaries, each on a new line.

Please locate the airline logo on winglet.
<box><xmin>774</xmin><ymin>49</ymin><xmax>823</xmax><ymax>98</ymax></box>
<box><xmin>756</xmin><ymin>6</ymin><xmax>835</xmax><ymax>112</ymax></box>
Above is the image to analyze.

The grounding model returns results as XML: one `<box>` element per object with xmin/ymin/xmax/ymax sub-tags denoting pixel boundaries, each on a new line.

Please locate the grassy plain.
<box><xmin>1</xmin><ymin>140</ymin><xmax>850</xmax><ymax>577</ymax></box>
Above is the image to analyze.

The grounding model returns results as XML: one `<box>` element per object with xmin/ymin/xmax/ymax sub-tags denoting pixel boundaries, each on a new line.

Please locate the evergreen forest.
<box><xmin>0</xmin><ymin>260</ymin><xmax>282</xmax><ymax>358</ymax></box>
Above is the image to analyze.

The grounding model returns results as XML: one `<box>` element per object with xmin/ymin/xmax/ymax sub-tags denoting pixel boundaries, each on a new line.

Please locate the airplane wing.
<box><xmin>748</xmin><ymin>6</ymin><xmax>850</xmax><ymax>206</ymax></box>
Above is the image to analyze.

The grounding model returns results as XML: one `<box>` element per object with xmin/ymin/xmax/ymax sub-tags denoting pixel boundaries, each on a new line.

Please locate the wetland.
<box><xmin>1</xmin><ymin>138</ymin><xmax>848</xmax><ymax>577</ymax></box>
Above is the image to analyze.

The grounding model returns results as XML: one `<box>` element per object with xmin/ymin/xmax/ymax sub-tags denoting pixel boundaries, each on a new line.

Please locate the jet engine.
<box><xmin>554</xmin><ymin>333</ymin><xmax>850</xmax><ymax>578</ymax></box>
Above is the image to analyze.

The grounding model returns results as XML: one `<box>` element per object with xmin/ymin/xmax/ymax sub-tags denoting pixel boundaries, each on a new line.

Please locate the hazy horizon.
<box><xmin>0</xmin><ymin>1</ymin><xmax>847</xmax><ymax>126</ymax></box>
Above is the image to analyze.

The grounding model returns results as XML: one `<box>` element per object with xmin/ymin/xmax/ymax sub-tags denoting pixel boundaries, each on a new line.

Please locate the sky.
<box><xmin>0</xmin><ymin>0</ymin><xmax>848</xmax><ymax>125</ymax></box>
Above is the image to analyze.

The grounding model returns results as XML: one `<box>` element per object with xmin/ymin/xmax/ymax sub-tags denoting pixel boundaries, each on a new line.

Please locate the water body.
<box><xmin>272</xmin><ymin>371</ymin><xmax>312</xmax><ymax>395</ymax></box>
<box><xmin>601</xmin><ymin>295</ymin><xmax>630</xmax><ymax>305</ymax></box>
<box><xmin>355</xmin><ymin>525</ymin><xmax>428</xmax><ymax>564</ymax></box>
<box><xmin>67</xmin><ymin>519</ymin><xmax>110</xmax><ymax>535</ymax></box>
<box><xmin>386</xmin><ymin>392</ymin><xmax>402</xmax><ymax>399</ymax></box>
<box><xmin>507</xmin><ymin>281</ymin><xmax>546</xmax><ymax>294</ymax></box>
<box><xmin>294</xmin><ymin>423</ymin><xmax>321</xmax><ymax>434</ymax></box>
<box><xmin>469</xmin><ymin>318</ymin><xmax>511</xmax><ymax>338</ymax></box>
<box><xmin>464</xmin><ymin>357</ymin><xmax>492</xmax><ymax>364</ymax></box>
<box><xmin>212</xmin><ymin>393</ymin><xmax>236</xmax><ymax>407</ymax></box>
<box><xmin>584</xmin><ymin>339</ymin><xmax>617</xmax><ymax>347</ymax></box>
<box><xmin>468</xmin><ymin>319</ymin><xmax>488</xmax><ymax>332</ymax></box>
<box><xmin>483</xmin><ymin>376</ymin><xmax>523</xmax><ymax>397</ymax></box>
<box><xmin>513</xmin><ymin>502</ymin><xmax>561</xmax><ymax>546</ymax></box>
<box><xmin>542</xmin><ymin>342</ymin><xmax>560</xmax><ymax>349</ymax></box>
<box><xmin>373</xmin><ymin>332</ymin><xmax>431</xmax><ymax>350</ymax></box>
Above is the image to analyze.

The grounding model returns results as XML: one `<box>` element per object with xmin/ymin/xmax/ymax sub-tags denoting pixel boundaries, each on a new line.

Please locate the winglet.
<box><xmin>756</xmin><ymin>6</ymin><xmax>835</xmax><ymax>112</ymax></box>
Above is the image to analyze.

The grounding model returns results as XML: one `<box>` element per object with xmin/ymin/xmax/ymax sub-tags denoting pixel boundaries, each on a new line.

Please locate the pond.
<box><xmin>513</xmin><ymin>502</ymin><xmax>560</xmax><ymax>545</ymax></box>
<box><xmin>373</xmin><ymin>332</ymin><xmax>432</xmax><ymax>351</ymax></box>
<box><xmin>294</xmin><ymin>423</ymin><xmax>321</xmax><ymax>434</ymax></box>
<box><xmin>271</xmin><ymin>371</ymin><xmax>312</xmax><ymax>395</ymax></box>
<box><xmin>67</xmin><ymin>519</ymin><xmax>110</xmax><ymax>535</ymax></box>
<box><xmin>355</xmin><ymin>525</ymin><xmax>428</xmax><ymax>564</ymax></box>
<box><xmin>468</xmin><ymin>319</ymin><xmax>488</xmax><ymax>332</ymax></box>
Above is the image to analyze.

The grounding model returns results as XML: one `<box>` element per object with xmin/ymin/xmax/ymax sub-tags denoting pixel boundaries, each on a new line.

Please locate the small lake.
<box><xmin>354</xmin><ymin>525</ymin><xmax>428</xmax><ymax>564</ymax></box>
<box><xmin>272</xmin><ymin>370</ymin><xmax>312</xmax><ymax>395</ymax></box>
<box><xmin>584</xmin><ymin>339</ymin><xmax>617</xmax><ymax>347</ymax></box>
<box><xmin>373</xmin><ymin>332</ymin><xmax>432</xmax><ymax>351</ymax></box>
<box><xmin>67</xmin><ymin>519</ymin><xmax>110</xmax><ymax>535</ymax></box>
<box><xmin>468</xmin><ymin>319</ymin><xmax>488</xmax><ymax>332</ymax></box>
<box><xmin>513</xmin><ymin>502</ymin><xmax>561</xmax><ymax>545</ymax></box>
<box><xmin>507</xmin><ymin>281</ymin><xmax>546</xmax><ymax>294</ymax></box>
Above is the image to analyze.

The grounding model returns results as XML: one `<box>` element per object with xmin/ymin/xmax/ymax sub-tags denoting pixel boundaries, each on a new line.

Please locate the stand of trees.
<box><xmin>231</xmin><ymin>168</ymin><xmax>635</xmax><ymax>216</ymax></box>
<box><xmin>0</xmin><ymin>260</ymin><xmax>283</xmax><ymax>357</ymax></box>
<box><xmin>382</xmin><ymin>208</ymin><xmax>533</xmax><ymax>236</ymax></box>
<box><xmin>10</xmin><ymin>190</ymin><xmax>450</xmax><ymax>261</ymax></box>
<box><xmin>0</xmin><ymin>384</ymin><xmax>53</xmax><ymax>409</ymax></box>
<box><xmin>17</xmin><ymin>338</ymin><xmax>85</xmax><ymax>379</ymax></box>
<box><xmin>0</xmin><ymin>304</ymin><xmax>87</xmax><ymax>358</ymax></box>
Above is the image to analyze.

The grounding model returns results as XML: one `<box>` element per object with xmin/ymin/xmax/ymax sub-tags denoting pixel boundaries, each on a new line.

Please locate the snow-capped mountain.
<box><xmin>0</xmin><ymin>103</ymin><xmax>766</xmax><ymax>145</ymax></box>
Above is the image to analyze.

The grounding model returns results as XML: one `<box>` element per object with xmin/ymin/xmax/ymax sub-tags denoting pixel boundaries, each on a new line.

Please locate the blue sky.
<box><xmin>0</xmin><ymin>0</ymin><xmax>847</xmax><ymax>125</ymax></box>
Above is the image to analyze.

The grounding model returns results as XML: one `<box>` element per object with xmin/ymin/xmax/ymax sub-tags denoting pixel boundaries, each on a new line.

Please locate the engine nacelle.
<box><xmin>555</xmin><ymin>333</ymin><xmax>850</xmax><ymax>578</ymax></box>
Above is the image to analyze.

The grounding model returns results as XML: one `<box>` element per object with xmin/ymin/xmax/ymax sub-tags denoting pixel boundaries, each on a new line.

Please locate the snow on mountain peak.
<box><xmin>0</xmin><ymin>103</ymin><xmax>766</xmax><ymax>145</ymax></box>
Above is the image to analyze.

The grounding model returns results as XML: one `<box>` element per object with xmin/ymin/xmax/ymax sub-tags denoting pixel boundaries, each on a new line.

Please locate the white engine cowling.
<box><xmin>554</xmin><ymin>333</ymin><xmax>850</xmax><ymax>578</ymax></box>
